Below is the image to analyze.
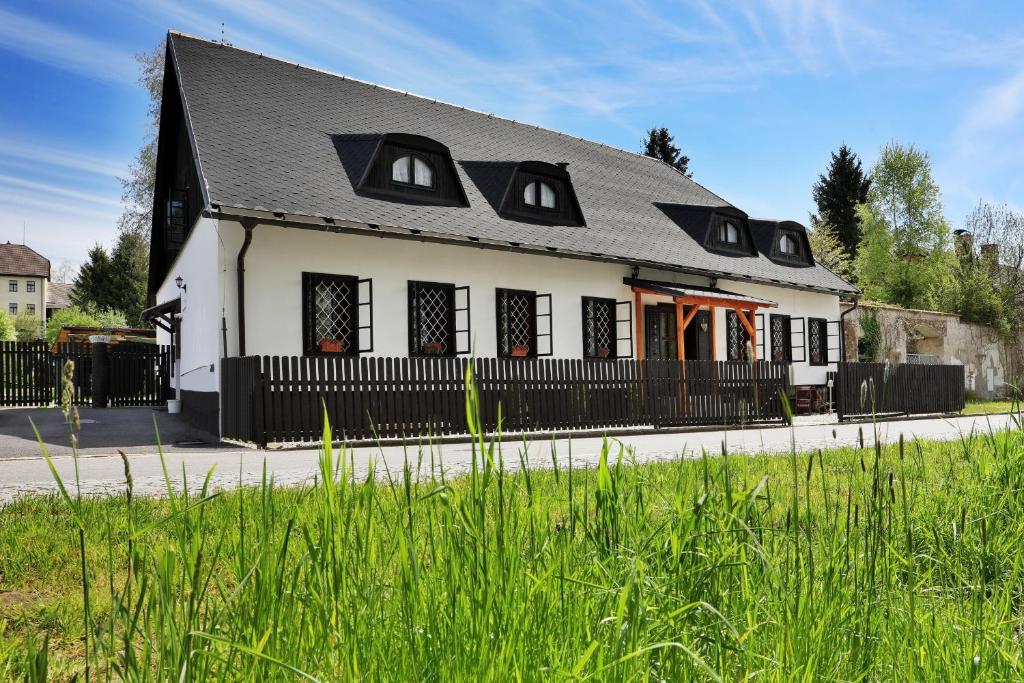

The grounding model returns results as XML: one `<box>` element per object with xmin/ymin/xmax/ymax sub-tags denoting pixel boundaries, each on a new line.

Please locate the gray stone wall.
<box><xmin>841</xmin><ymin>302</ymin><xmax>1022</xmax><ymax>398</ymax></box>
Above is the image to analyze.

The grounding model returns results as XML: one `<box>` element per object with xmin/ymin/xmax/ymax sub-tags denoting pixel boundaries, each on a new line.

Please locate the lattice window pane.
<box><xmin>727</xmin><ymin>311</ymin><xmax>750</xmax><ymax>361</ymax></box>
<box><xmin>809</xmin><ymin>319</ymin><xmax>827</xmax><ymax>365</ymax></box>
<box><xmin>312</xmin><ymin>278</ymin><xmax>355</xmax><ymax>352</ymax></box>
<box><xmin>498</xmin><ymin>290</ymin><xmax>534</xmax><ymax>356</ymax></box>
<box><xmin>416</xmin><ymin>284</ymin><xmax>452</xmax><ymax>354</ymax></box>
<box><xmin>770</xmin><ymin>315</ymin><xmax>790</xmax><ymax>362</ymax></box>
<box><xmin>584</xmin><ymin>298</ymin><xmax>613</xmax><ymax>358</ymax></box>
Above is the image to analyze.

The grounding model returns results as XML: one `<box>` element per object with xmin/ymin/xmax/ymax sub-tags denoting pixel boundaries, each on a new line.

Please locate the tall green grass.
<box><xmin>2</xmin><ymin>365</ymin><xmax>1024</xmax><ymax>680</ymax></box>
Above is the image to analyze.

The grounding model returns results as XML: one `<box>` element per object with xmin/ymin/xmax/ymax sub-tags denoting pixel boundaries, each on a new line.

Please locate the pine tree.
<box><xmin>110</xmin><ymin>230</ymin><xmax>149</xmax><ymax>325</ymax></box>
<box><xmin>642</xmin><ymin>127</ymin><xmax>692</xmax><ymax>177</ymax></box>
<box><xmin>72</xmin><ymin>244</ymin><xmax>118</xmax><ymax>312</ymax></box>
<box><xmin>811</xmin><ymin>145</ymin><xmax>871</xmax><ymax>258</ymax></box>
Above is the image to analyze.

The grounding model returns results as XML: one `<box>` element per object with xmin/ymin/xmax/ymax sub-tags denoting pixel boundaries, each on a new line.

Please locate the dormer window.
<box><xmin>524</xmin><ymin>180</ymin><xmax>557</xmax><ymax>209</ymax></box>
<box><xmin>779</xmin><ymin>233</ymin><xmax>799</xmax><ymax>255</ymax></box>
<box><xmin>392</xmin><ymin>155</ymin><xmax>434</xmax><ymax>188</ymax></box>
<box><xmin>494</xmin><ymin>161</ymin><xmax>585</xmax><ymax>226</ymax></box>
<box><xmin>720</xmin><ymin>221</ymin><xmax>740</xmax><ymax>244</ymax></box>
<box><xmin>353</xmin><ymin>133</ymin><xmax>469</xmax><ymax>207</ymax></box>
<box><xmin>700</xmin><ymin>210</ymin><xmax>756</xmax><ymax>256</ymax></box>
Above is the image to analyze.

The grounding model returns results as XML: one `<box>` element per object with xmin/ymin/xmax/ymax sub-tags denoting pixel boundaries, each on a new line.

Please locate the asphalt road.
<box><xmin>0</xmin><ymin>410</ymin><xmax>1014</xmax><ymax>504</ymax></box>
<box><xmin>0</xmin><ymin>405</ymin><xmax>225</xmax><ymax>460</ymax></box>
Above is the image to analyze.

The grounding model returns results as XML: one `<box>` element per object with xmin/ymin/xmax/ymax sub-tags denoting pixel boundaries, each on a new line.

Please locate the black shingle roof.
<box><xmin>168</xmin><ymin>32</ymin><xmax>857</xmax><ymax>295</ymax></box>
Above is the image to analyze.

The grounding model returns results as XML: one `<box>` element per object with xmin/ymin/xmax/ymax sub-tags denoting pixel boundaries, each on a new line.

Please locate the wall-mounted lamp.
<box><xmin>175</xmin><ymin>276</ymin><xmax>187</xmax><ymax>293</ymax></box>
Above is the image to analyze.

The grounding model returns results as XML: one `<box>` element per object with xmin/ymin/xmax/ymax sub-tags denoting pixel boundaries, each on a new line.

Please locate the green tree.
<box><xmin>0</xmin><ymin>310</ymin><xmax>15</xmax><ymax>341</ymax></box>
<box><xmin>950</xmin><ymin>202</ymin><xmax>1024</xmax><ymax>335</ymax></box>
<box><xmin>854</xmin><ymin>143</ymin><xmax>953</xmax><ymax>310</ymax></box>
<box><xmin>14</xmin><ymin>311</ymin><xmax>42</xmax><ymax>341</ymax></box>
<box><xmin>807</xmin><ymin>217</ymin><xmax>853</xmax><ymax>279</ymax></box>
<box><xmin>95</xmin><ymin>308</ymin><xmax>129</xmax><ymax>329</ymax></box>
<box><xmin>72</xmin><ymin>244</ymin><xmax>118</xmax><ymax>312</ymax></box>
<box><xmin>45</xmin><ymin>306</ymin><xmax>101</xmax><ymax>345</ymax></box>
<box><xmin>117</xmin><ymin>43</ymin><xmax>163</xmax><ymax>248</ymax></box>
<box><xmin>811</xmin><ymin>145</ymin><xmax>871</xmax><ymax>259</ymax></box>
<box><xmin>642</xmin><ymin>127</ymin><xmax>692</xmax><ymax>177</ymax></box>
<box><xmin>111</xmin><ymin>229</ymin><xmax>149</xmax><ymax>325</ymax></box>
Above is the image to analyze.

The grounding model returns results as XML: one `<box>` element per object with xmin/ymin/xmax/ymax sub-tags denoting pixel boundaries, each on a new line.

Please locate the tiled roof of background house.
<box><xmin>0</xmin><ymin>242</ymin><xmax>49</xmax><ymax>278</ymax></box>
<box><xmin>46</xmin><ymin>281</ymin><xmax>73</xmax><ymax>309</ymax></box>
<box><xmin>168</xmin><ymin>32</ymin><xmax>858</xmax><ymax>295</ymax></box>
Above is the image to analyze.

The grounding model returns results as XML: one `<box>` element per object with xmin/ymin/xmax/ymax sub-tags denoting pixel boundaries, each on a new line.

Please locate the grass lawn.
<box><xmin>963</xmin><ymin>399</ymin><xmax>1018</xmax><ymax>415</ymax></box>
<box><xmin>3</xmin><ymin>407</ymin><xmax>1024</xmax><ymax>680</ymax></box>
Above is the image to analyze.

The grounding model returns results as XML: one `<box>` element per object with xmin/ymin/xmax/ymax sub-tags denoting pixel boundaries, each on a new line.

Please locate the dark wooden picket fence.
<box><xmin>835</xmin><ymin>362</ymin><xmax>965</xmax><ymax>419</ymax></box>
<box><xmin>222</xmin><ymin>355</ymin><xmax>790</xmax><ymax>446</ymax></box>
<box><xmin>0</xmin><ymin>340</ymin><xmax>171</xmax><ymax>407</ymax></box>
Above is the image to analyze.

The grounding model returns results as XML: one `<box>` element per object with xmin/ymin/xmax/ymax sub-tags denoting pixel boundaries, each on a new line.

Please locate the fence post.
<box><xmin>91</xmin><ymin>339</ymin><xmax>110</xmax><ymax>408</ymax></box>
<box><xmin>254</xmin><ymin>357</ymin><xmax>268</xmax><ymax>448</ymax></box>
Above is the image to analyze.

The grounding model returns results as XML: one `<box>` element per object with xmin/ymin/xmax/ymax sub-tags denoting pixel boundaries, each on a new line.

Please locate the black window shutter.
<box><xmin>454</xmin><ymin>285</ymin><xmax>471</xmax><ymax>355</ymax></box>
<box><xmin>535</xmin><ymin>293</ymin><xmax>553</xmax><ymax>357</ymax></box>
<box><xmin>302</xmin><ymin>272</ymin><xmax>314</xmax><ymax>354</ymax></box>
<box><xmin>407</xmin><ymin>281</ymin><xmax>420</xmax><ymax>356</ymax></box>
<box><xmin>790</xmin><ymin>317</ymin><xmax>807</xmax><ymax>363</ymax></box>
<box><xmin>615</xmin><ymin>300</ymin><xmax>633</xmax><ymax>359</ymax></box>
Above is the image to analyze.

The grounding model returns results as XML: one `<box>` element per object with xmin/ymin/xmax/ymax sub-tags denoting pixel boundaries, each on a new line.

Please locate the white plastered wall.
<box><xmin>156</xmin><ymin>218</ymin><xmax>843</xmax><ymax>395</ymax></box>
<box><xmin>155</xmin><ymin>216</ymin><xmax>227</xmax><ymax>393</ymax></box>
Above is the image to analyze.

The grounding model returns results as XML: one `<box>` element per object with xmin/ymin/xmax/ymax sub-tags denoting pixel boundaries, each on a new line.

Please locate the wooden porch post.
<box><xmin>709</xmin><ymin>304</ymin><xmax>717</xmax><ymax>361</ymax></box>
<box><xmin>675</xmin><ymin>299</ymin><xmax>685</xmax><ymax>361</ymax></box>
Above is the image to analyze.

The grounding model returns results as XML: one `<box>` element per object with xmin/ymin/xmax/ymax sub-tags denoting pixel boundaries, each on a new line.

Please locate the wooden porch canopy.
<box><xmin>624</xmin><ymin>278</ymin><xmax>776</xmax><ymax>361</ymax></box>
<box><xmin>140</xmin><ymin>298</ymin><xmax>181</xmax><ymax>334</ymax></box>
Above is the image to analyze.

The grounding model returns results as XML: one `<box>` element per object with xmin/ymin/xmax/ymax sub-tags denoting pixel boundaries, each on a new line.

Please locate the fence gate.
<box><xmin>0</xmin><ymin>340</ymin><xmax>171</xmax><ymax>408</ymax></box>
<box><xmin>835</xmin><ymin>361</ymin><xmax>965</xmax><ymax>419</ymax></box>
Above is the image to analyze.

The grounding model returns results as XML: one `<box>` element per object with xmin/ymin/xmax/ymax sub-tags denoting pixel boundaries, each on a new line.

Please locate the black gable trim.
<box><xmin>351</xmin><ymin>133</ymin><xmax>469</xmax><ymax>207</ymax></box>
<box><xmin>496</xmin><ymin>161</ymin><xmax>586</xmax><ymax>226</ymax></box>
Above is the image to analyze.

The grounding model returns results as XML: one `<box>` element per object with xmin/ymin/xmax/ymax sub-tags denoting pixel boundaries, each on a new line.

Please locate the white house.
<box><xmin>145</xmin><ymin>32</ymin><xmax>858</xmax><ymax>434</ymax></box>
<box><xmin>0</xmin><ymin>242</ymin><xmax>51</xmax><ymax>332</ymax></box>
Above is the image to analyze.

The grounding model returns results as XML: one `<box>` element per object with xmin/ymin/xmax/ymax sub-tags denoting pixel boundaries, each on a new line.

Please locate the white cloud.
<box><xmin>0</xmin><ymin>135</ymin><xmax>129</xmax><ymax>180</ymax></box>
<box><xmin>0</xmin><ymin>7</ymin><xmax>137</xmax><ymax>83</ymax></box>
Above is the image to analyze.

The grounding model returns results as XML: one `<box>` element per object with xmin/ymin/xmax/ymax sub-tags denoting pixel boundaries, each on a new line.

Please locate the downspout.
<box><xmin>237</xmin><ymin>220</ymin><xmax>255</xmax><ymax>356</ymax></box>
<box><xmin>839</xmin><ymin>298</ymin><xmax>859</xmax><ymax>363</ymax></box>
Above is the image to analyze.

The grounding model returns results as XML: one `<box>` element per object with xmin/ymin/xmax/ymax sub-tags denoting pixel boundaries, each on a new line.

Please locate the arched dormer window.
<box><xmin>494</xmin><ymin>161</ymin><xmax>585</xmax><ymax>226</ymax></box>
<box><xmin>524</xmin><ymin>180</ymin><xmax>557</xmax><ymax>209</ymax></box>
<box><xmin>352</xmin><ymin>133</ymin><xmax>468</xmax><ymax>206</ymax></box>
<box><xmin>779</xmin><ymin>232</ymin><xmax>799</xmax><ymax>255</ymax></box>
<box><xmin>719</xmin><ymin>220</ymin><xmax>739</xmax><ymax>244</ymax></box>
<box><xmin>391</xmin><ymin>155</ymin><xmax>434</xmax><ymax>188</ymax></box>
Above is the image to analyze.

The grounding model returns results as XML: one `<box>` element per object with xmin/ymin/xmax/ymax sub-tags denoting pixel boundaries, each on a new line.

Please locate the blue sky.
<box><xmin>2</xmin><ymin>1</ymin><xmax>1023</xmax><ymax>272</ymax></box>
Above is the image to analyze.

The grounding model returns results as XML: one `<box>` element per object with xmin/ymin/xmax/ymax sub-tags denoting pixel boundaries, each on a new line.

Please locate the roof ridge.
<box><xmin>166</xmin><ymin>30</ymin><xmax>731</xmax><ymax>205</ymax></box>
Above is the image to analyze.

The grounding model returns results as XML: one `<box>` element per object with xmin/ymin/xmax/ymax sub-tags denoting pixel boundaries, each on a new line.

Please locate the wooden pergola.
<box><xmin>627</xmin><ymin>279</ymin><xmax>775</xmax><ymax>361</ymax></box>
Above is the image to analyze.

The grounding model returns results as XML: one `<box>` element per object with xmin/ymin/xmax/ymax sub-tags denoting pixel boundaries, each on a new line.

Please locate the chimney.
<box><xmin>980</xmin><ymin>243</ymin><xmax>999</xmax><ymax>264</ymax></box>
<box><xmin>556</xmin><ymin>162</ymin><xmax>569</xmax><ymax>171</ymax></box>
<box><xmin>953</xmin><ymin>229</ymin><xmax>973</xmax><ymax>260</ymax></box>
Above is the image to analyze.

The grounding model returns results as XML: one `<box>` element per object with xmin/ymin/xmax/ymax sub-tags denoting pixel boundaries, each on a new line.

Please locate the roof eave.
<box><xmin>205</xmin><ymin>204</ymin><xmax>859</xmax><ymax>297</ymax></box>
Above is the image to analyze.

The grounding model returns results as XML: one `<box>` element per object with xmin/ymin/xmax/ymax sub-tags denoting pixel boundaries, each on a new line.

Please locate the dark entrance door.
<box><xmin>644</xmin><ymin>304</ymin><xmax>677</xmax><ymax>359</ymax></box>
<box><xmin>684</xmin><ymin>309</ymin><xmax>713</xmax><ymax>360</ymax></box>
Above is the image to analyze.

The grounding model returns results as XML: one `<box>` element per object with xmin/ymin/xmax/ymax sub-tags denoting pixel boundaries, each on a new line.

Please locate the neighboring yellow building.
<box><xmin>0</xmin><ymin>242</ymin><xmax>50</xmax><ymax>330</ymax></box>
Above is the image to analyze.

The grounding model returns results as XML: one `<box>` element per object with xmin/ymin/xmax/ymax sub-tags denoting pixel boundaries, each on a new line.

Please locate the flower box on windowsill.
<box><xmin>596</xmin><ymin>346</ymin><xmax>611</xmax><ymax>359</ymax></box>
<box><xmin>422</xmin><ymin>340</ymin><xmax>444</xmax><ymax>355</ymax></box>
<box><xmin>319</xmin><ymin>338</ymin><xmax>346</xmax><ymax>354</ymax></box>
<box><xmin>511</xmin><ymin>345</ymin><xmax>529</xmax><ymax>358</ymax></box>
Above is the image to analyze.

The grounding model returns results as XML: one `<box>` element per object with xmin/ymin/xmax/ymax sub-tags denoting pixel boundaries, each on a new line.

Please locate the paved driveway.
<box><xmin>0</xmin><ymin>411</ymin><xmax>1015</xmax><ymax>504</ymax></box>
<box><xmin>0</xmin><ymin>406</ymin><xmax>225</xmax><ymax>460</ymax></box>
